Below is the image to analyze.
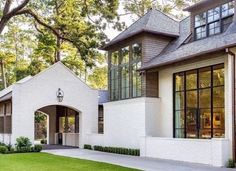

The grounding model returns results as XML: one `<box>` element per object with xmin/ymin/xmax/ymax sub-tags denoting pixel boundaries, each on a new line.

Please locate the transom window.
<box><xmin>109</xmin><ymin>43</ymin><xmax>142</xmax><ymax>101</ymax></box>
<box><xmin>174</xmin><ymin>64</ymin><xmax>225</xmax><ymax>139</ymax></box>
<box><xmin>194</xmin><ymin>1</ymin><xmax>234</xmax><ymax>40</ymax></box>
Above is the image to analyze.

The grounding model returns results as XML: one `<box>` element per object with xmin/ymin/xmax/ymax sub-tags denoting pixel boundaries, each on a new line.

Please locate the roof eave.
<box><xmin>140</xmin><ymin>43</ymin><xmax>236</xmax><ymax>71</ymax></box>
<box><xmin>100</xmin><ymin>29</ymin><xmax>179</xmax><ymax>51</ymax></box>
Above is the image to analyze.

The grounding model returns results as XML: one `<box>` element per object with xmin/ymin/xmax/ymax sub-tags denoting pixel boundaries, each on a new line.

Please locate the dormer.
<box><xmin>184</xmin><ymin>0</ymin><xmax>235</xmax><ymax>41</ymax></box>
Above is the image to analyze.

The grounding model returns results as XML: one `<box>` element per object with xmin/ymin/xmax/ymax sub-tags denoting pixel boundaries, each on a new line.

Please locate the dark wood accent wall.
<box><xmin>142</xmin><ymin>71</ymin><xmax>159</xmax><ymax>97</ymax></box>
<box><xmin>142</xmin><ymin>34</ymin><xmax>172</xmax><ymax>63</ymax></box>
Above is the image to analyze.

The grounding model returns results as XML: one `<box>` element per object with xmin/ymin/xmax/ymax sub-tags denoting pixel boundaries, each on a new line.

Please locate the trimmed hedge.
<box><xmin>93</xmin><ymin>145</ymin><xmax>140</xmax><ymax>156</ymax></box>
<box><xmin>84</xmin><ymin>144</ymin><xmax>92</xmax><ymax>150</ymax></box>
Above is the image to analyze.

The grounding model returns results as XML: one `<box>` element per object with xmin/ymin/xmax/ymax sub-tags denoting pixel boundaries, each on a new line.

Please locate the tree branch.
<box><xmin>8</xmin><ymin>0</ymin><xmax>30</xmax><ymax>16</ymax></box>
<box><xmin>15</xmin><ymin>9</ymin><xmax>88</xmax><ymax>49</ymax></box>
<box><xmin>3</xmin><ymin>0</ymin><xmax>12</xmax><ymax>15</ymax></box>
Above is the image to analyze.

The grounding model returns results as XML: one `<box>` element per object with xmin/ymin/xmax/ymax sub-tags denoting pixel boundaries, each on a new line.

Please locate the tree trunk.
<box><xmin>0</xmin><ymin>60</ymin><xmax>7</xmax><ymax>89</ymax></box>
<box><xmin>55</xmin><ymin>36</ymin><xmax>61</xmax><ymax>62</ymax></box>
<box><xmin>0</xmin><ymin>18</ymin><xmax>8</xmax><ymax>34</ymax></box>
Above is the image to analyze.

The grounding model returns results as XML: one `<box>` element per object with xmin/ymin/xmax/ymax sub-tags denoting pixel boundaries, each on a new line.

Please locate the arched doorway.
<box><xmin>35</xmin><ymin>105</ymin><xmax>81</xmax><ymax>147</ymax></box>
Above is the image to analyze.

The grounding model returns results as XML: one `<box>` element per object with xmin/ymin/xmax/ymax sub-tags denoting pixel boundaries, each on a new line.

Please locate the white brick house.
<box><xmin>1</xmin><ymin>0</ymin><xmax>236</xmax><ymax>167</ymax></box>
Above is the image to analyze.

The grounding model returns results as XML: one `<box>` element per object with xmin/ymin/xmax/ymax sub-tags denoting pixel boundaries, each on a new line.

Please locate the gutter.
<box><xmin>226</xmin><ymin>48</ymin><xmax>236</xmax><ymax>161</ymax></box>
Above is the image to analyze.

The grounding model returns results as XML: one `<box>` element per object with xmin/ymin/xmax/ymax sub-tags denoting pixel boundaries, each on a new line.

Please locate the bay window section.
<box><xmin>121</xmin><ymin>47</ymin><xmax>130</xmax><ymax>99</ymax></box>
<box><xmin>109</xmin><ymin>43</ymin><xmax>142</xmax><ymax>101</ymax></box>
<box><xmin>110</xmin><ymin>51</ymin><xmax>119</xmax><ymax>101</ymax></box>
<box><xmin>132</xmin><ymin>43</ymin><xmax>142</xmax><ymax>97</ymax></box>
<box><xmin>174</xmin><ymin>64</ymin><xmax>225</xmax><ymax>139</ymax></box>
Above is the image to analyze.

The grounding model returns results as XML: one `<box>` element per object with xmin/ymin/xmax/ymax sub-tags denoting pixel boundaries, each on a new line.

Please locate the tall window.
<box><xmin>0</xmin><ymin>102</ymin><xmax>12</xmax><ymax>134</ymax></box>
<box><xmin>132</xmin><ymin>44</ymin><xmax>142</xmax><ymax>97</ymax></box>
<box><xmin>174</xmin><ymin>64</ymin><xmax>225</xmax><ymax>139</ymax></box>
<box><xmin>194</xmin><ymin>1</ymin><xmax>234</xmax><ymax>40</ymax></box>
<box><xmin>98</xmin><ymin>105</ymin><xmax>104</xmax><ymax>134</ymax></box>
<box><xmin>121</xmin><ymin>47</ymin><xmax>130</xmax><ymax>99</ymax></box>
<box><xmin>109</xmin><ymin>43</ymin><xmax>142</xmax><ymax>101</ymax></box>
<box><xmin>110</xmin><ymin>51</ymin><xmax>119</xmax><ymax>101</ymax></box>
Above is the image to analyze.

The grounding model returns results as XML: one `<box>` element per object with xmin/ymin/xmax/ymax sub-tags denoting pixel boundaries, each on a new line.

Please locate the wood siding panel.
<box><xmin>142</xmin><ymin>35</ymin><xmax>171</xmax><ymax>63</ymax></box>
<box><xmin>143</xmin><ymin>71</ymin><xmax>159</xmax><ymax>97</ymax></box>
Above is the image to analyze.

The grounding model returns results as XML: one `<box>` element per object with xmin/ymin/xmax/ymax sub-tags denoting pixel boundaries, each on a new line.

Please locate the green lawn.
<box><xmin>0</xmin><ymin>153</ymin><xmax>139</xmax><ymax>171</ymax></box>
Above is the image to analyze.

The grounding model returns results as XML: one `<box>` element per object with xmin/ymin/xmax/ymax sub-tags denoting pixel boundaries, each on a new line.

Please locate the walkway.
<box><xmin>43</xmin><ymin>149</ymin><xmax>235</xmax><ymax>171</ymax></box>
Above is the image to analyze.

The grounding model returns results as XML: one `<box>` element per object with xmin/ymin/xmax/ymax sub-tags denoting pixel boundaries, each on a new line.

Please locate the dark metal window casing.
<box><xmin>194</xmin><ymin>1</ymin><xmax>234</xmax><ymax>40</ymax></box>
<box><xmin>173</xmin><ymin>64</ymin><xmax>225</xmax><ymax>139</ymax></box>
<box><xmin>109</xmin><ymin>43</ymin><xmax>142</xmax><ymax>101</ymax></box>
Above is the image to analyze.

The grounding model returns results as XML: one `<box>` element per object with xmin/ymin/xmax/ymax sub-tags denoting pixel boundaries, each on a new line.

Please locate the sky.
<box><xmin>104</xmin><ymin>0</ymin><xmax>134</xmax><ymax>40</ymax></box>
<box><xmin>104</xmin><ymin>0</ymin><xmax>191</xmax><ymax>41</ymax></box>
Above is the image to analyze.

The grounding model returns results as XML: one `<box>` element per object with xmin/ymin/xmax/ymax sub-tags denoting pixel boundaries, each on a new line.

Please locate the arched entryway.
<box><xmin>34</xmin><ymin>105</ymin><xmax>81</xmax><ymax>147</ymax></box>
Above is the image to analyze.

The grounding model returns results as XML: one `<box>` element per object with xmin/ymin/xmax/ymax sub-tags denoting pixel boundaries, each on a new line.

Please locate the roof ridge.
<box><xmin>152</xmin><ymin>9</ymin><xmax>179</xmax><ymax>23</ymax></box>
<box><xmin>107</xmin><ymin>10</ymin><xmax>152</xmax><ymax>43</ymax></box>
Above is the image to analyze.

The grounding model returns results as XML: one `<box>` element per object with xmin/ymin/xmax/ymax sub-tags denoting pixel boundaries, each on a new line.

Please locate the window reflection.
<box><xmin>174</xmin><ymin>64</ymin><xmax>225</xmax><ymax>139</ymax></box>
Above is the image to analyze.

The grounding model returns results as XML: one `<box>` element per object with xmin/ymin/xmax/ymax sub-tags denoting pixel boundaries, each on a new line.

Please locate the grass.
<box><xmin>0</xmin><ymin>153</ymin><xmax>139</xmax><ymax>171</ymax></box>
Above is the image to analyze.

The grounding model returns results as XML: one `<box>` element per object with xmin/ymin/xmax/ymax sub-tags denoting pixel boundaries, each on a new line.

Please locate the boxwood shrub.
<box><xmin>93</xmin><ymin>145</ymin><xmax>140</xmax><ymax>156</ymax></box>
<box><xmin>0</xmin><ymin>146</ymin><xmax>8</xmax><ymax>154</ymax></box>
<box><xmin>84</xmin><ymin>144</ymin><xmax>92</xmax><ymax>150</ymax></box>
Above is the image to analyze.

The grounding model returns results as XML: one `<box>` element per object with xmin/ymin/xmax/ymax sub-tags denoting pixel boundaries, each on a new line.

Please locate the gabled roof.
<box><xmin>101</xmin><ymin>9</ymin><xmax>179</xmax><ymax>50</ymax></box>
<box><xmin>0</xmin><ymin>76</ymin><xmax>32</xmax><ymax>102</ymax></box>
<box><xmin>141</xmin><ymin>21</ymin><xmax>236</xmax><ymax>70</ymax></box>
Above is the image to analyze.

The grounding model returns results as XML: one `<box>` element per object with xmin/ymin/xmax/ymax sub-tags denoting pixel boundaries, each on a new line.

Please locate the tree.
<box><xmin>123</xmin><ymin>0</ymin><xmax>200</xmax><ymax>19</ymax></box>
<box><xmin>88</xmin><ymin>66</ymin><xmax>108</xmax><ymax>89</ymax></box>
<box><xmin>0</xmin><ymin>0</ymin><xmax>122</xmax><ymax>89</ymax></box>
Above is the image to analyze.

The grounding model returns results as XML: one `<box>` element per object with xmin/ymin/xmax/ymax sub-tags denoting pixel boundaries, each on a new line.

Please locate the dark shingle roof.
<box><xmin>101</xmin><ymin>9</ymin><xmax>179</xmax><ymax>50</ymax></box>
<box><xmin>141</xmin><ymin>21</ymin><xmax>236</xmax><ymax>70</ymax></box>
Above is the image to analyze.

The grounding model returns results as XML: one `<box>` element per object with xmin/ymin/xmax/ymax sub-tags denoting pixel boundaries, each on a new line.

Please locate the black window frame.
<box><xmin>173</xmin><ymin>63</ymin><xmax>225</xmax><ymax>139</ymax></box>
<box><xmin>194</xmin><ymin>1</ymin><xmax>234</xmax><ymax>40</ymax></box>
<box><xmin>109</xmin><ymin>43</ymin><xmax>142</xmax><ymax>101</ymax></box>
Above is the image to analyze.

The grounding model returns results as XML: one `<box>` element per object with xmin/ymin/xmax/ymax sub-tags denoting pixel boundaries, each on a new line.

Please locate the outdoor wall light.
<box><xmin>57</xmin><ymin>88</ymin><xmax>64</xmax><ymax>102</ymax></box>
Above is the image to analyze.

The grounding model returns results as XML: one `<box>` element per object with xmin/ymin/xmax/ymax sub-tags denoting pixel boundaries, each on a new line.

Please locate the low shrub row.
<box><xmin>86</xmin><ymin>145</ymin><xmax>140</xmax><ymax>156</ymax></box>
<box><xmin>84</xmin><ymin>144</ymin><xmax>92</xmax><ymax>150</ymax></box>
<box><xmin>0</xmin><ymin>137</ymin><xmax>43</xmax><ymax>154</ymax></box>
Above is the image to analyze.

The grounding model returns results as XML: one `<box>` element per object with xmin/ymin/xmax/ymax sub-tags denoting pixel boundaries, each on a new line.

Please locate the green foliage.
<box><xmin>15</xmin><ymin>137</ymin><xmax>32</xmax><ymax>153</ymax></box>
<box><xmin>88</xmin><ymin>66</ymin><xmax>107</xmax><ymax>89</ymax></box>
<box><xmin>84</xmin><ymin>144</ymin><xmax>92</xmax><ymax>150</ymax></box>
<box><xmin>0</xmin><ymin>146</ymin><xmax>8</xmax><ymax>154</ymax></box>
<box><xmin>0</xmin><ymin>0</ymin><xmax>121</xmax><ymax>90</ymax></box>
<box><xmin>35</xmin><ymin>112</ymin><xmax>47</xmax><ymax>124</ymax></box>
<box><xmin>40</xmin><ymin>139</ymin><xmax>47</xmax><ymax>144</ymax></box>
<box><xmin>227</xmin><ymin>159</ymin><xmax>235</xmax><ymax>168</ymax></box>
<box><xmin>123</xmin><ymin>0</ymin><xmax>201</xmax><ymax>19</ymax></box>
<box><xmin>93</xmin><ymin>145</ymin><xmax>140</xmax><ymax>156</ymax></box>
<box><xmin>33</xmin><ymin>145</ymin><xmax>43</xmax><ymax>152</ymax></box>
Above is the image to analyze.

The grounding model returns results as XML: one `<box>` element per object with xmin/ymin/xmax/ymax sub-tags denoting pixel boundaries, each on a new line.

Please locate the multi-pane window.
<box><xmin>109</xmin><ymin>43</ymin><xmax>142</xmax><ymax>101</ymax></box>
<box><xmin>0</xmin><ymin>101</ymin><xmax>12</xmax><ymax>134</ymax></box>
<box><xmin>110</xmin><ymin>51</ymin><xmax>119</xmax><ymax>101</ymax></box>
<box><xmin>121</xmin><ymin>47</ymin><xmax>130</xmax><ymax>99</ymax></box>
<box><xmin>98</xmin><ymin>105</ymin><xmax>104</xmax><ymax>134</ymax></box>
<box><xmin>195</xmin><ymin>13</ymin><xmax>207</xmax><ymax>39</ymax></box>
<box><xmin>132</xmin><ymin>44</ymin><xmax>142</xmax><ymax>97</ymax></box>
<box><xmin>174</xmin><ymin>64</ymin><xmax>225</xmax><ymax>139</ymax></box>
<box><xmin>194</xmin><ymin>1</ymin><xmax>234</xmax><ymax>40</ymax></box>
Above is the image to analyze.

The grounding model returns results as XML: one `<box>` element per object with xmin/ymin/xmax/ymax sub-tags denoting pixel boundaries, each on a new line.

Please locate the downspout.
<box><xmin>226</xmin><ymin>48</ymin><xmax>236</xmax><ymax>161</ymax></box>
